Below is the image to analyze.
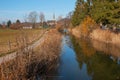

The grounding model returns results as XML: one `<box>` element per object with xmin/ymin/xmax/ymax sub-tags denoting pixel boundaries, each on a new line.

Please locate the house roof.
<box><xmin>21</xmin><ymin>22</ymin><xmax>32</xmax><ymax>27</ymax></box>
<box><xmin>47</xmin><ymin>20</ymin><xmax>56</xmax><ymax>23</ymax></box>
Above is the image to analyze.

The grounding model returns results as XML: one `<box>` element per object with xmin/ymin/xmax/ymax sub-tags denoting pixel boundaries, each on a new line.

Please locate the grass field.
<box><xmin>0</xmin><ymin>29</ymin><xmax>45</xmax><ymax>55</ymax></box>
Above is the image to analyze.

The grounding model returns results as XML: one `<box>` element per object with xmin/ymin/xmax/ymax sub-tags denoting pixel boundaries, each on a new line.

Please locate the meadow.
<box><xmin>0</xmin><ymin>29</ymin><xmax>45</xmax><ymax>56</ymax></box>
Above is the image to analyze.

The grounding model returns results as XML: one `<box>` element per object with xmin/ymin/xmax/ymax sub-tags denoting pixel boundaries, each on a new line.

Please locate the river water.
<box><xmin>40</xmin><ymin>35</ymin><xmax>120</xmax><ymax>80</ymax></box>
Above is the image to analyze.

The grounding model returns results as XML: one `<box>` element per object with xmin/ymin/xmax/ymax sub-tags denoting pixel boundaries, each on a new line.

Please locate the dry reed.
<box><xmin>90</xmin><ymin>29</ymin><xmax>120</xmax><ymax>46</ymax></box>
<box><xmin>0</xmin><ymin>28</ymin><xmax>62</xmax><ymax>80</ymax></box>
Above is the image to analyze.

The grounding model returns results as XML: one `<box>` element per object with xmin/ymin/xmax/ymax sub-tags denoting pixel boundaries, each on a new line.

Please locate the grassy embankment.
<box><xmin>0</xmin><ymin>28</ymin><xmax>62</xmax><ymax>80</ymax></box>
<box><xmin>71</xmin><ymin>16</ymin><xmax>120</xmax><ymax>46</ymax></box>
<box><xmin>90</xmin><ymin>29</ymin><xmax>120</xmax><ymax>46</ymax></box>
<box><xmin>0</xmin><ymin>29</ymin><xmax>45</xmax><ymax>56</ymax></box>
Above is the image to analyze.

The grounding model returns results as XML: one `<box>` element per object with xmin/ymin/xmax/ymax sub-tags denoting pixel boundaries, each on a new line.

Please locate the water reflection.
<box><xmin>91</xmin><ymin>40</ymin><xmax>120</xmax><ymax>59</ymax></box>
<box><xmin>72</xmin><ymin>36</ymin><xmax>120</xmax><ymax>80</ymax></box>
<box><xmin>36</xmin><ymin>35</ymin><xmax>120</xmax><ymax>80</ymax></box>
<box><xmin>56</xmin><ymin>35</ymin><xmax>92</xmax><ymax>80</ymax></box>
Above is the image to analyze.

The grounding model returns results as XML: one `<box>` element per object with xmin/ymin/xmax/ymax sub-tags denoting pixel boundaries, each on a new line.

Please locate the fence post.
<box><xmin>8</xmin><ymin>40</ymin><xmax>11</xmax><ymax>51</ymax></box>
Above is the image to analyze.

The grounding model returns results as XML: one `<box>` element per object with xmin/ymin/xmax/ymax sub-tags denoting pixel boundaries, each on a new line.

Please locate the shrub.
<box><xmin>79</xmin><ymin>16</ymin><xmax>97</xmax><ymax>37</ymax></box>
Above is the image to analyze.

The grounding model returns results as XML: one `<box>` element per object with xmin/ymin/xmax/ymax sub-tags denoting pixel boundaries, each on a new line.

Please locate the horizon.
<box><xmin>0</xmin><ymin>0</ymin><xmax>76</xmax><ymax>23</ymax></box>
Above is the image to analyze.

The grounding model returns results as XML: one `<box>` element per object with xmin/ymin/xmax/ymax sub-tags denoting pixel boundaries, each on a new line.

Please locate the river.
<box><xmin>41</xmin><ymin>35</ymin><xmax>120</xmax><ymax>80</ymax></box>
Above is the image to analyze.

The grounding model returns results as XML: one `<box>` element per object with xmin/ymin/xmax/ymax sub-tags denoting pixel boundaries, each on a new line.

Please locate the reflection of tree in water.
<box><xmin>71</xmin><ymin>37</ymin><xmax>96</xmax><ymax>71</ymax></box>
<box><xmin>72</xmin><ymin>37</ymin><xmax>96</xmax><ymax>57</ymax></box>
<box><xmin>72</xmin><ymin>37</ymin><xmax>120</xmax><ymax>80</ymax></box>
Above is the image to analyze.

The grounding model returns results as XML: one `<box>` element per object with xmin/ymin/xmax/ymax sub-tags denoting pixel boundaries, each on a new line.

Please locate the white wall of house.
<box><xmin>23</xmin><ymin>26</ymin><xmax>33</xmax><ymax>29</ymax></box>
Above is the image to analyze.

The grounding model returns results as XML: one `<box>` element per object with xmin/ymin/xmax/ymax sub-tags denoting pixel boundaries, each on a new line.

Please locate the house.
<box><xmin>10</xmin><ymin>23</ymin><xmax>22</xmax><ymax>29</ymax></box>
<box><xmin>47</xmin><ymin>20</ymin><xmax>56</xmax><ymax>27</ymax></box>
<box><xmin>23</xmin><ymin>26</ymin><xmax>32</xmax><ymax>29</ymax></box>
<box><xmin>21</xmin><ymin>22</ymin><xmax>33</xmax><ymax>29</ymax></box>
<box><xmin>9</xmin><ymin>22</ymin><xmax>33</xmax><ymax>29</ymax></box>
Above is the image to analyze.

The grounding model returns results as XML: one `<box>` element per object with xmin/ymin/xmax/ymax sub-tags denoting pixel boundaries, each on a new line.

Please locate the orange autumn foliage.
<box><xmin>79</xmin><ymin>16</ymin><xmax>96</xmax><ymax>37</ymax></box>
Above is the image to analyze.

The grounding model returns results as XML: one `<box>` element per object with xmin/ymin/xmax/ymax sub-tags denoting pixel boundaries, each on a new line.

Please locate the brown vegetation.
<box><xmin>71</xmin><ymin>16</ymin><xmax>120</xmax><ymax>45</ymax></box>
<box><xmin>0</xmin><ymin>28</ymin><xmax>62</xmax><ymax>80</ymax></box>
<box><xmin>0</xmin><ymin>29</ymin><xmax>45</xmax><ymax>55</ymax></box>
<box><xmin>34</xmin><ymin>28</ymin><xmax>62</xmax><ymax>61</ymax></box>
<box><xmin>72</xmin><ymin>16</ymin><xmax>97</xmax><ymax>38</ymax></box>
<box><xmin>90</xmin><ymin>29</ymin><xmax>120</xmax><ymax>46</ymax></box>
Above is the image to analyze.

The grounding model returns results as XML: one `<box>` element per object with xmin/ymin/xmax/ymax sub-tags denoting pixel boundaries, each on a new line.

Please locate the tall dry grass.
<box><xmin>72</xmin><ymin>27</ymin><xmax>81</xmax><ymax>38</ymax></box>
<box><xmin>90</xmin><ymin>29</ymin><xmax>120</xmax><ymax>46</ymax></box>
<box><xmin>0</xmin><ymin>29</ymin><xmax>45</xmax><ymax>55</ymax></box>
<box><xmin>71</xmin><ymin>16</ymin><xmax>120</xmax><ymax>46</ymax></box>
<box><xmin>0</xmin><ymin>28</ymin><xmax>62</xmax><ymax>80</ymax></box>
<box><xmin>34</xmin><ymin>29</ymin><xmax>62</xmax><ymax>61</ymax></box>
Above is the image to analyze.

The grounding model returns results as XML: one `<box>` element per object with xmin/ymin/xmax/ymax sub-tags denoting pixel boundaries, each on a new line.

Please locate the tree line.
<box><xmin>72</xmin><ymin>0</ymin><xmax>120</xmax><ymax>28</ymax></box>
<box><xmin>0</xmin><ymin>11</ymin><xmax>45</xmax><ymax>28</ymax></box>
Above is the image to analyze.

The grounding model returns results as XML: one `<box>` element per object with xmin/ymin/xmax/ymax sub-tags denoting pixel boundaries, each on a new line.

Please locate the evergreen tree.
<box><xmin>72</xmin><ymin>0</ymin><xmax>92</xmax><ymax>27</ymax></box>
<box><xmin>72</xmin><ymin>0</ymin><xmax>86</xmax><ymax>26</ymax></box>
<box><xmin>90</xmin><ymin>0</ymin><xmax>120</xmax><ymax>26</ymax></box>
<box><xmin>16</xmin><ymin>19</ymin><xmax>21</xmax><ymax>24</ymax></box>
<box><xmin>7</xmin><ymin>20</ymin><xmax>12</xmax><ymax>28</ymax></box>
<box><xmin>72</xmin><ymin>0</ymin><xmax>120</xmax><ymax>27</ymax></box>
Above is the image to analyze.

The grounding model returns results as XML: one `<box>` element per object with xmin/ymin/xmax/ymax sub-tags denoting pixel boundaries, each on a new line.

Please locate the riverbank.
<box><xmin>0</xmin><ymin>28</ymin><xmax>62</xmax><ymax>80</ymax></box>
<box><xmin>90</xmin><ymin>29</ymin><xmax>120</xmax><ymax>46</ymax></box>
<box><xmin>71</xmin><ymin>27</ymin><xmax>120</xmax><ymax>47</ymax></box>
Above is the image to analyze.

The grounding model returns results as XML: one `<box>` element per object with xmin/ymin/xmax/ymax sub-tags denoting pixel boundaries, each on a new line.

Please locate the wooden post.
<box><xmin>8</xmin><ymin>40</ymin><xmax>11</xmax><ymax>51</ymax></box>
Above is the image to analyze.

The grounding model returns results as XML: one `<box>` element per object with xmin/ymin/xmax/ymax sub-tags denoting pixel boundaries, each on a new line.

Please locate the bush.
<box><xmin>79</xmin><ymin>16</ymin><xmax>97</xmax><ymax>37</ymax></box>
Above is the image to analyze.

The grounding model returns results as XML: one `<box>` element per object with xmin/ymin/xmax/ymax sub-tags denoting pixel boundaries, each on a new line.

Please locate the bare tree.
<box><xmin>39</xmin><ymin>12</ymin><xmax>45</xmax><ymax>27</ymax></box>
<box><xmin>67</xmin><ymin>11</ymin><xmax>73</xmax><ymax>19</ymax></box>
<box><xmin>23</xmin><ymin>14</ymin><xmax>28</xmax><ymax>22</ymax></box>
<box><xmin>28</xmin><ymin>11</ymin><xmax>38</xmax><ymax>28</ymax></box>
<box><xmin>2</xmin><ymin>21</ymin><xmax>6</xmax><ymax>28</ymax></box>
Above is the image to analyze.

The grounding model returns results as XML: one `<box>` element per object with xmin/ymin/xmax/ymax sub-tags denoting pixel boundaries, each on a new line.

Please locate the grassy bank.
<box><xmin>71</xmin><ymin>16</ymin><xmax>120</xmax><ymax>46</ymax></box>
<box><xmin>90</xmin><ymin>29</ymin><xmax>120</xmax><ymax>46</ymax></box>
<box><xmin>0</xmin><ymin>29</ymin><xmax>45</xmax><ymax>54</ymax></box>
<box><xmin>72</xmin><ymin>27</ymin><xmax>120</xmax><ymax>46</ymax></box>
<box><xmin>34</xmin><ymin>29</ymin><xmax>62</xmax><ymax>61</ymax></box>
<box><xmin>0</xmin><ymin>28</ymin><xmax>62</xmax><ymax>80</ymax></box>
<box><xmin>72</xmin><ymin>25</ymin><xmax>120</xmax><ymax>47</ymax></box>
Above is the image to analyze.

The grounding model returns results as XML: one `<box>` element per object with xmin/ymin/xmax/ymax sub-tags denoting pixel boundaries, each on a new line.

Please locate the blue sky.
<box><xmin>0</xmin><ymin>0</ymin><xmax>76</xmax><ymax>23</ymax></box>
